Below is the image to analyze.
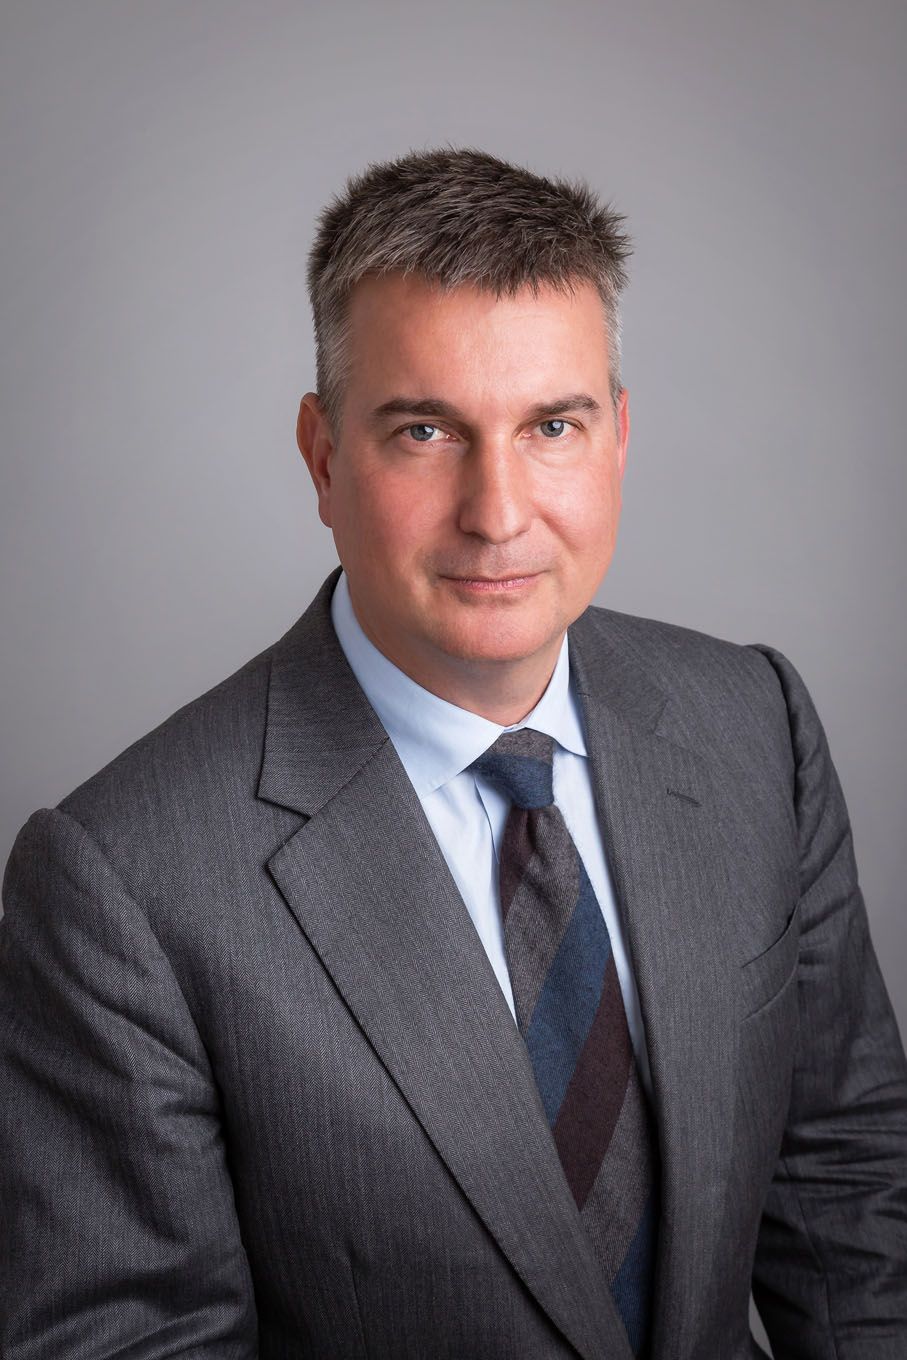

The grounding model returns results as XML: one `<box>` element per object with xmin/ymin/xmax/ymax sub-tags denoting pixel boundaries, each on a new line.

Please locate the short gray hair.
<box><xmin>306</xmin><ymin>147</ymin><xmax>632</xmax><ymax>436</ymax></box>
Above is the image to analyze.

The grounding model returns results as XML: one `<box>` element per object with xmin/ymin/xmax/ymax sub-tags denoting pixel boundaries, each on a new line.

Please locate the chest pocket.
<box><xmin>739</xmin><ymin>900</ymin><xmax>801</xmax><ymax>1019</ymax></box>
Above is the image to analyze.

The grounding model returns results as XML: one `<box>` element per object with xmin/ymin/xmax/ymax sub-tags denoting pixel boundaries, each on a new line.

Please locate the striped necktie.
<box><xmin>471</xmin><ymin>726</ymin><xmax>659</xmax><ymax>1356</ymax></box>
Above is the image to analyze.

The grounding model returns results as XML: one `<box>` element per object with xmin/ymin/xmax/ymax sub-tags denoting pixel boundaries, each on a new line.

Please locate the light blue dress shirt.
<box><xmin>331</xmin><ymin>572</ymin><xmax>652</xmax><ymax>1097</ymax></box>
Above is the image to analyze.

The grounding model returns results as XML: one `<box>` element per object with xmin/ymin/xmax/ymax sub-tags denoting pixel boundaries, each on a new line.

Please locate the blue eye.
<box><xmin>407</xmin><ymin>424</ymin><xmax>439</xmax><ymax>442</ymax></box>
<box><xmin>540</xmin><ymin>419</ymin><xmax>567</xmax><ymax>438</ymax></box>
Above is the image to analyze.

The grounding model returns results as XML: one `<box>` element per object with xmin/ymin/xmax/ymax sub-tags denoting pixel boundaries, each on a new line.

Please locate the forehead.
<box><xmin>343</xmin><ymin>273</ymin><xmax>611</xmax><ymax>407</ymax></box>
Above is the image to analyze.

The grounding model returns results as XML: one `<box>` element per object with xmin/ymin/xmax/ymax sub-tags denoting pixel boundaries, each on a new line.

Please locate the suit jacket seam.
<box><xmin>738</xmin><ymin>646</ymin><xmax>845</xmax><ymax>1355</ymax></box>
<box><xmin>777</xmin><ymin>1153</ymin><xmax>842</xmax><ymax>1357</ymax></box>
<box><xmin>49</xmin><ymin>805</ymin><xmax>207</xmax><ymax>1057</ymax></box>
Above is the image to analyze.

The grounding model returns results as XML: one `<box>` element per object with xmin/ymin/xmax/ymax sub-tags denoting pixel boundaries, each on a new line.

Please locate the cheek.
<box><xmin>331</xmin><ymin>466</ymin><xmax>392</xmax><ymax>547</ymax></box>
<box><xmin>339</xmin><ymin>474</ymin><xmax>442</xmax><ymax>569</ymax></box>
<box><xmin>549</xmin><ymin>470</ymin><xmax>620</xmax><ymax>553</ymax></box>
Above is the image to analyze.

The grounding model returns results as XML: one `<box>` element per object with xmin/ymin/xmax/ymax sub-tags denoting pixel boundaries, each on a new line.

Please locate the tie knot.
<box><xmin>470</xmin><ymin>728</ymin><xmax>555</xmax><ymax>809</ymax></box>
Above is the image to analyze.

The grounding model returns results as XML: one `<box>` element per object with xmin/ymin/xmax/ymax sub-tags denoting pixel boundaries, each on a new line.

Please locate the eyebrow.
<box><xmin>367</xmin><ymin>392</ymin><xmax>604</xmax><ymax>429</ymax></box>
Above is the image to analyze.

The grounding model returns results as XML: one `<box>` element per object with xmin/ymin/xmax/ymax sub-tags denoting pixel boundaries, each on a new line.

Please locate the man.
<box><xmin>1</xmin><ymin>148</ymin><xmax>905</xmax><ymax>1359</ymax></box>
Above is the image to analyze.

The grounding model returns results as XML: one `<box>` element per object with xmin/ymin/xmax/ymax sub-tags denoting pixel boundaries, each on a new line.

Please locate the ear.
<box><xmin>615</xmin><ymin>388</ymin><xmax>630</xmax><ymax>481</ymax></box>
<box><xmin>297</xmin><ymin>392</ymin><xmax>336</xmax><ymax>528</ymax></box>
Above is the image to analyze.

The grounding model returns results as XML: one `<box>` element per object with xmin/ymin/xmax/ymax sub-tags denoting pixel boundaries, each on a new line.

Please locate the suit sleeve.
<box><xmin>0</xmin><ymin>806</ymin><xmax>258</xmax><ymax>1358</ymax></box>
<box><xmin>747</xmin><ymin>646</ymin><xmax>907</xmax><ymax>1359</ymax></box>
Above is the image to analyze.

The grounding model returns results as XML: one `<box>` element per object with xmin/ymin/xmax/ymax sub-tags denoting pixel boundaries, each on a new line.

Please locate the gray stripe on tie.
<box><xmin>492</xmin><ymin>727</ymin><xmax>554</xmax><ymax>762</ymax></box>
<box><xmin>580</xmin><ymin>1068</ymin><xmax>657</xmax><ymax>1283</ymax></box>
<box><xmin>503</xmin><ymin>809</ymin><xmax>580</xmax><ymax>1027</ymax></box>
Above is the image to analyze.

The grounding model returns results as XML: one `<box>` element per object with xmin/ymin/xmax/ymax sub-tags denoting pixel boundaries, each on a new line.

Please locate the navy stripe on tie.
<box><xmin>473</xmin><ymin>751</ymin><xmax>553</xmax><ymax>809</ymax></box>
<box><xmin>609</xmin><ymin>1186</ymin><xmax>657</xmax><ymax>1353</ymax></box>
<box><xmin>523</xmin><ymin>859</ymin><xmax>611</xmax><ymax>1125</ymax></box>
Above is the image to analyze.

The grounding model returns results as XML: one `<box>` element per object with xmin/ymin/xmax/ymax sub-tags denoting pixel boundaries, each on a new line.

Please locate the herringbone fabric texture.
<box><xmin>472</xmin><ymin>727</ymin><xmax>659</xmax><ymax>1356</ymax></box>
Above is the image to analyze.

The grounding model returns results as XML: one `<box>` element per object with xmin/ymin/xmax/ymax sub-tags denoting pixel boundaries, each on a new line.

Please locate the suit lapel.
<box><xmin>569</xmin><ymin>612</ymin><xmax>742</xmax><ymax>1360</ymax></box>
<box><xmin>259</xmin><ymin>575</ymin><xmax>634</xmax><ymax>1360</ymax></box>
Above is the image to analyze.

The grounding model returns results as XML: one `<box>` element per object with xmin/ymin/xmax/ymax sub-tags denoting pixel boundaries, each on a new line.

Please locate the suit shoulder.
<box><xmin>56</xmin><ymin>638</ymin><xmax>276</xmax><ymax>862</ymax></box>
<box><xmin>582</xmin><ymin>602</ymin><xmax>788</xmax><ymax>710</ymax></box>
<box><xmin>577</xmin><ymin>604</ymin><xmax>807</xmax><ymax>798</ymax></box>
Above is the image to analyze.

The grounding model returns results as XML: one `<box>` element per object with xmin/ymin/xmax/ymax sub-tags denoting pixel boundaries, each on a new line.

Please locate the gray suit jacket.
<box><xmin>2</xmin><ymin>571</ymin><xmax>906</xmax><ymax>1359</ymax></box>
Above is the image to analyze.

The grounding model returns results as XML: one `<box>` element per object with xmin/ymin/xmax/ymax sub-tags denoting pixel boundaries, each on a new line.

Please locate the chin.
<box><xmin>433</xmin><ymin>618</ymin><xmax>560</xmax><ymax>668</ymax></box>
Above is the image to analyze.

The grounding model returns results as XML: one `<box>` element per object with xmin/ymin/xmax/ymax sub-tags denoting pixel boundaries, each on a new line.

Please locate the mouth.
<box><xmin>440</xmin><ymin>573</ymin><xmax>541</xmax><ymax>594</ymax></box>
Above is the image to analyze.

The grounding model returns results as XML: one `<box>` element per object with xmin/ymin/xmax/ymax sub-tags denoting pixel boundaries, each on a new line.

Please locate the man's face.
<box><xmin>299</xmin><ymin>272</ymin><xmax>628</xmax><ymax>697</ymax></box>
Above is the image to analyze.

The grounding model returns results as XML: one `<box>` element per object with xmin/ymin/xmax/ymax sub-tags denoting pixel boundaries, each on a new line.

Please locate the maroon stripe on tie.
<box><xmin>552</xmin><ymin>954</ymin><xmax>633</xmax><ymax>1209</ymax></box>
<box><xmin>499</xmin><ymin>807</ymin><xmax>531</xmax><ymax>922</ymax></box>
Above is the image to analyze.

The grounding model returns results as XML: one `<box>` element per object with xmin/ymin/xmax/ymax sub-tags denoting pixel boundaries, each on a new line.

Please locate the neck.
<box><xmin>410</xmin><ymin>652</ymin><xmax>562</xmax><ymax>727</ymax></box>
<box><xmin>356</xmin><ymin>621</ymin><xmax>563</xmax><ymax>726</ymax></box>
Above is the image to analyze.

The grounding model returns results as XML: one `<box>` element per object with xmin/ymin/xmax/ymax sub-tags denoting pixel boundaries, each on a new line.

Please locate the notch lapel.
<box><xmin>259</xmin><ymin>575</ymin><xmax>634</xmax><ymax>1360</ymax></box>
<box><xmin>569</xmin><ymin>610</ymin><xmax>742</xmax><ymax>1360</ymax></box>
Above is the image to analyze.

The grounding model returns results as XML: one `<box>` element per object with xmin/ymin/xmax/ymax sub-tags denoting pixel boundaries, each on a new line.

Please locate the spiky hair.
<box><xmin>307</xmin><ymin>146</ymin><xmax>633</xmax><ymax>434</ymax></box>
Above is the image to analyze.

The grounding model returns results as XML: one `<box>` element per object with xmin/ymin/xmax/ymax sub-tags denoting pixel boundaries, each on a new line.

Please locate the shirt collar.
<box><xmin>330</xmin><ymin>571</ymin><xmax>587</xmax><ymax>798</ymax></box>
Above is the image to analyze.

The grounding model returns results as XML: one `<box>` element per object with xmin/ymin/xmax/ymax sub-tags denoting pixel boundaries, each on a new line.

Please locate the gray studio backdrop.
<box><xmin>2</xmin><ymin>4</ymin><xmax>905</xmax><ymax>1349</ymax></box>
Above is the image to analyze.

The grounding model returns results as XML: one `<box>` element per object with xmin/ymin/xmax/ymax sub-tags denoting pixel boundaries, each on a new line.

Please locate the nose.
<box><xmin>456</xmin><ymin>438</ymin><xmax>533</xmax><ymax>544</ymax></box>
